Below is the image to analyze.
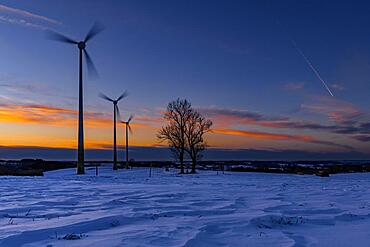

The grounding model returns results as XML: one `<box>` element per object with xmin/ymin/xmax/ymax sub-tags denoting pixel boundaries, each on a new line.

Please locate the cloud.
<box><xmin>331</xmin><ymin>84</ymin><xmax>345</xmax><ymax>91</ymax></box>
<box><xmin>0</xmin><ymin>101</ymin><xmax>364</xmax><ymax>154</ymax></box>
<box><xmin>213</xmin><ymin>128</ymin><xmax>352</xmax><ymax>150</ymax></box>
<box><xmin>0</xmin><ymin>4</ymin><xmax>61</xmax><ymax>30</ymax></box>
<box><xmin>352</xmin><ymin>135</ymin><xmax>370</xmax><ymax>142</ymax></box>
<box><xmin>200</xmin><ymin>107</ymin><xmax>286</xmax><ymax>125</ymax></box>
<box><xmin>0</xmin><ymin>4</ymin><xmax>61</xmax><ymax>24</ymax></box>
<box><xmin>0</xmin><ymin>15</ymin><xmax>48</xmax><ymax>30</ymax></box>
<box><xmin>135</xmin><ymin>116</ymin><xmax>164</xmax><ymax>124</ymax></box>
<box><xmin>199</xmin><ymin>106</ymin><xmax>370</xmax><ymax>142</ymax></box>
<box><xmin>0</xmin><ymin>103</ymin><xmax>156</xmax><ymax>131</ymax></box>
<box><xmin>200</xmin><ymin>106</ymin><xmax>330</xmax><ymax>131</ymax></box>
<box><xmin>301</xmin><ymin>96</ymin><xmax>363</xmax><ymax>124</ymax></box>
<box><xmin>0</xmin><ymin>104</ymin><xmax>105</xmax><ymax>127</ymax></box>
<box><xmin>284</xmin><ymin>82</ymin><xmax>305</xmax><ymax>90</ymax></box>
<box><xmin>0</xmin><ymin>103</ymin><xmax>75</xmax><ymax>126</ymax></box>
<box><xmin>0</xmin><ymin>83</ymin><xmax>41</xmax><ymax>94</ymax></box>
<box><xmin>0</xmin><ymin>79</ymin><xmax>78</xmax><ymax>103</ymax></box>
<box><xmin>309</xmin><ymin>140</ymin><xmax>353</xmax><ymax>150</ymax></box>
<box><xmin>213</xmin><ymin>128</ymin><xmax>312</xmax><ymax>142</ymax></box>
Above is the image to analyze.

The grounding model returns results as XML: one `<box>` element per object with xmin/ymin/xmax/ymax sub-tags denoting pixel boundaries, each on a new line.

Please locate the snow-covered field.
<box><xmin>1</xmin><ymin>166</ymin><xmax>370</xmax><ymax>247</ymax></box>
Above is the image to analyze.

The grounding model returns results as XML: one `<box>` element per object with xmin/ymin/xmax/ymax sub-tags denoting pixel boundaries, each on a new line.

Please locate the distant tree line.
<box><xmin>158</xmin><ymin>99</ymin><xmax>212</xmax><ymax>173</ymax></box>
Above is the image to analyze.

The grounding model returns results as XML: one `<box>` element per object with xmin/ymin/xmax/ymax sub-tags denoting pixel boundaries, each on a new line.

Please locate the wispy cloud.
<box><xmin>200</xmin><ymin>106</ymin><xmax>323</xmax><ymax>130</ymax></box>
<box><xmin>0</xmin><ymin>79</ymin><xmax>77</xmax><ymax>103</ymax></box>
<box><xmin>0</xmin><ymin>15</ymin><xmax>48</xmax><ymax>30</ymax></box>
<box><xmin>352</xmin><ymin>135</ymin><xmax>370</xmax><ymax>142</ymax></box>
<box><xmin>0</xmin><ymin>4</ymin><xmax>60</xmax><ymax>24</ymax></box>
<box><xmin>0</xmin><ymin>103</ymin><xmax>75</xmax><ymax>126</ymax></box>
<box><xmin>301</xmin><ymin>96</ymin><xmax>363</xmax><ymax>124</ymax></box>
<box><xmin>135</xmin><ymin>116</ymin><xmax>164</xmax><ymax>124</ymax></box>
<box><xmin>331</xmin><ymin>83</ymin><xmax>345</xmax><ymax>91</ymax></box>
<box><xmin>0</xmin><ymin>83</ymin><xmax>41</xmax><ymax>94</ymax></box>
<box><xmin>213</xmin><ymin>128</ymin><xmax>352</xmax><ymax>150</ymax></box>
<box><xmin>200</xmin><ymin>106</ymin><xmax>370</xmax><ymax>141</ymax></box>
<box><xmin>199</xmin><ymin>107</ymin><xmax>286</xmax><ymax>127</ymax></box>
<box><xmin>0</xmin><ymin>103</ymin><xmax>153</xmax><ymax>129</ymax></box>
<box><xmin>213</xmin><ymin>128</ymin><xmax>312</xmax><ymax>142</ymax></box>
<box><xmin>0</xmin><ymin>3</ymin><xmax>61</xmax><ymax>30</ymax></box>
<box><xmin>284</xmin><ymin>82</ymin><xmax>305</xmax><ymax>90</ymax></box>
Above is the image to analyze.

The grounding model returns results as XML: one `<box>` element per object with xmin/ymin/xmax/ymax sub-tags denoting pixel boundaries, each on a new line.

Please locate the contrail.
<box><xmin>291</xmin><ymin>40</ymin><xmax>334</xmax><ymax>97</ymax></box>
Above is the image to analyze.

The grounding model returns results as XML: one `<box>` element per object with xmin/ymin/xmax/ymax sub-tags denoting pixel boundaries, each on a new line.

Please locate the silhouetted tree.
<box><xmin>157</xmin><ymin>99</ymin><xmax>192</xmax><ymax>174</ymax></box>
<box><xmin>185</xmin><ymin>110</ymin><xmax>212</xmax><ymax>173</ymax></box>
<box><xmin>158</xmin><ymin>124</ymin><xmax>183</xmax><ymax>171</ymax></box>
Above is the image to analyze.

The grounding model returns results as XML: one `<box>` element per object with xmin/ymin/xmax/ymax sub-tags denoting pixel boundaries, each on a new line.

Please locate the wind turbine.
<box><xmin>47</xmin><ymin>22</ymin><xmax>104</xmax><ymax>175</ymax></box>
<box><xmin>99</xmin><ymin>92</ymin><xmax>128</xmax><ymax>170</ymax></box>
<box><xmin>121</xmin><ymin>115</ymin><xmax>133</xmax><ymax>169</ymax></box>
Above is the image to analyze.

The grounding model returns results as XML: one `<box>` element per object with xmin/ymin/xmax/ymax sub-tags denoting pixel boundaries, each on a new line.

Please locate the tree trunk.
<box><xmin>190</xmin><ymin>153</ymin><xmax>196</xmax><ymax>173</ymax></box>
<box><xmin>179</xmin><ymin>151</ymin><xmax>184</xmax><ymax>174</ymax></box>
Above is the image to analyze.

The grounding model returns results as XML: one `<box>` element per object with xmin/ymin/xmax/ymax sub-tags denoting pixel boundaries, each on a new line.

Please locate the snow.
<box><xmin>1</xmin><ymin>166</ymin><xmax>370</xmax><ymax>246</ymax></box>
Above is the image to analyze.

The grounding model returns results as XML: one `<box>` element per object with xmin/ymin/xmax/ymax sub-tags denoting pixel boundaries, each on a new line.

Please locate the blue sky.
<box><xmin>0</xmin><ymin>0</ymin><xmax>369</xmax><ymax>160</ymax></box>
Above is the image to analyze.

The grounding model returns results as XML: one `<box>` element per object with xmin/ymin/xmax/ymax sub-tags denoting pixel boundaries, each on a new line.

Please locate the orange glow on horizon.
<box><xmin>0</xmin><ymin>103</ymin><xmax>160</xmax><ymax>149</ymax></box>
<box><xmin>1</xmin><ymin>103</ymin><xmax>364</xmax><ymax>153</ymax></box>
<box><xmin>0</xmin><ymin>103</ymin><xmax>155</xmax><ymax>129</ymax></box>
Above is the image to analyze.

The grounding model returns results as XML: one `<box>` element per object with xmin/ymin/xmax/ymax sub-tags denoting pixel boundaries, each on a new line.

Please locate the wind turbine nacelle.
<box><xmin>78</xmin><ymin>41</ymin><xmax>86</xmax><ymax>49</ymax></box>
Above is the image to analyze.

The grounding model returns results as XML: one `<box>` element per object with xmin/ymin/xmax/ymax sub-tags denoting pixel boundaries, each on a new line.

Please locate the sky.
<box><xmin>0</xmin><ymin>0</ymin><xmax>369</xmax><ymax>160</ymax></box>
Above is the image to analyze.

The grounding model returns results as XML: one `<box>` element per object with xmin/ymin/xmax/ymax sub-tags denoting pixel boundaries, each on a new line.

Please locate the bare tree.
<box><xmin>157</xmin><ymin>124</ymin><xmax>183</xmax><ymax>170</ymax></box>
<box><xmin>157</xmin><ymin>99</ymin><xmax>192</xmax><ymax>174</ymax></box>
<box><xmin>185</xmin><ymin>110</ymin><xmax>212</xmax><ymax>173</ymax></box>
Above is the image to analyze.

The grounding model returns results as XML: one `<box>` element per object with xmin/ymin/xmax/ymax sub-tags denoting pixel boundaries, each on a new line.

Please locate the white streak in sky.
<box><xmin>0</xmin><ymin>4</ymin><xmax>61</xmax><ymax>25</ymax></box>
<box><xmin>291</xmin><ymin>40</ymin><xmax>334</xmax><ymax>97</ymax></box>
<box><xmin>0</xmin><ymin>15</ymin><xmax>47</xmax><ymax>30</ymax></box>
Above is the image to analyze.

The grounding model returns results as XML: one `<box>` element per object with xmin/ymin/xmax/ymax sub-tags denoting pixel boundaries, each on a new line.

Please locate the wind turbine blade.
<box><xmin>116</xmin><ymin>105</ymin><xmax>122</xmax><ymax>121</ymax></box>
<box><xmin>116</xmin><ymin>91</ymin><xmax>128</xmax><ymax>101</ymax></box>
<box><xmin>84</xmin><ymin>49</ymin><xmax>99</xmax><ymax>79</ymax></box>
<box><xmin>45</xmin><ymin>30</ymin><xmax>78</xmax><ymax>44</ymax></box>
<box><xmin>84</xmin><ymin>22</ymin><xmax>105</xmax><ymax>43</ymax></box>
<box><xmin>127</xmin><ymin>115</ymin><xmax>134</xmax><ymax>123</ymax></box>
<box><xmin>99</xmin><ymin>93</ymin><xmax>114</xmax><ymax>102</ymax></box>
<box><xmin>128</xmin><ymin>124</ymin><xmax>133</xmax><ymax>134</ymax></box>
